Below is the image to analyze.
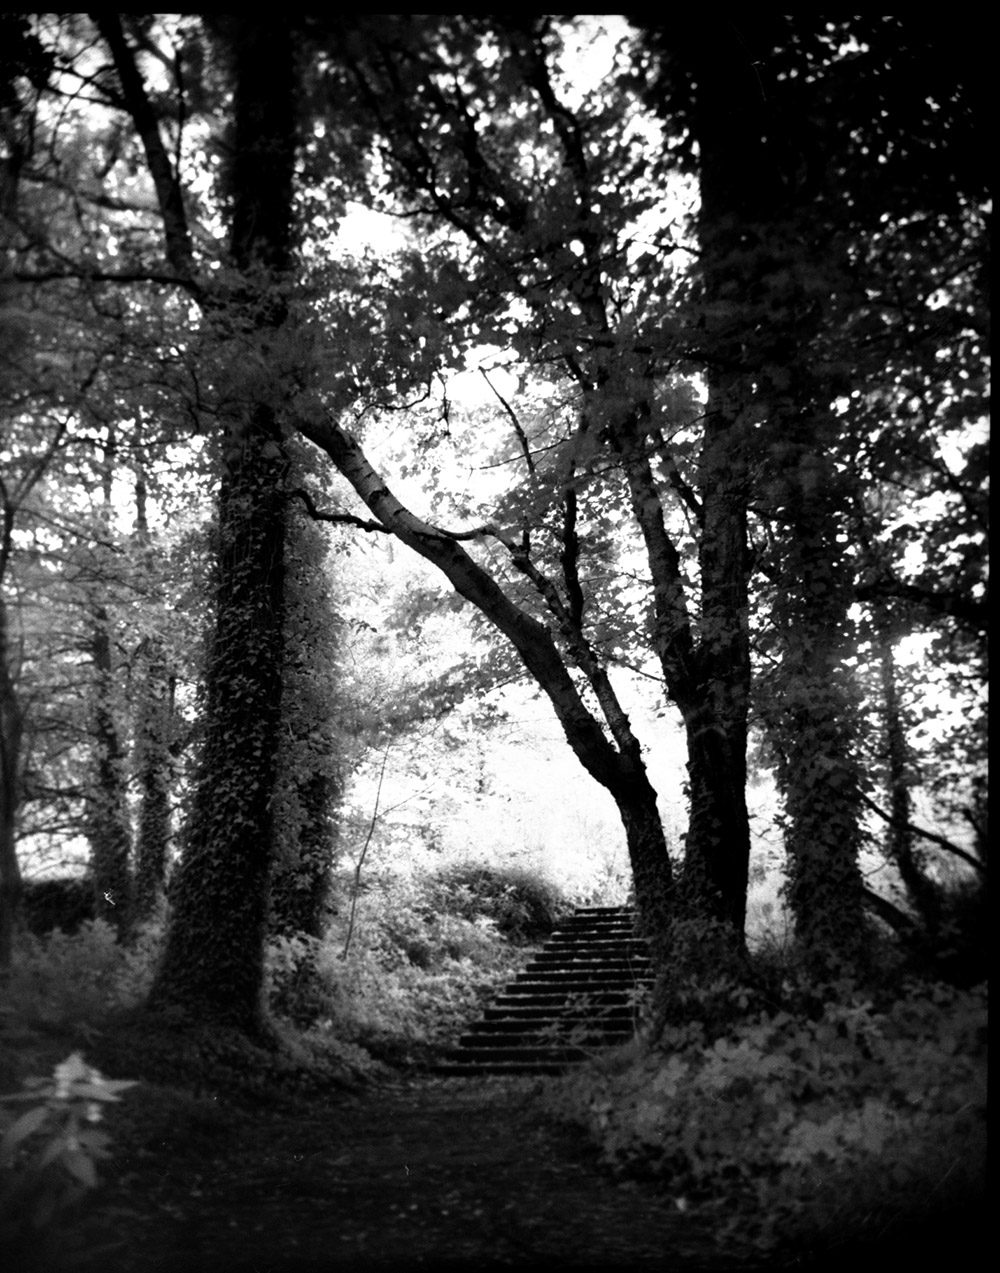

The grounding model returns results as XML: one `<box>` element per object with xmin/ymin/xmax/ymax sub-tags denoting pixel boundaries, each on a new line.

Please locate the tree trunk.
<box><xmin>87</xmin><ymin>605</ymin><xmax>134</xmax><ymax>940</ymax></box>
<box><xmin>875</xmin><ymin>617</ymin><xmax>942</xmax><ymax>930</ymax></box>
<box><xmin>759</xmin><ymin>442</ymin><xmax>870</xmax><ymax>975</ymax></box>
<box><xmin>681</xmin><ymin>368</ymin><xmax>752</xmax><ymax>938</ymax></box>
<box><xmin>269</xmin><ymin>493</ymin><xmax>342</xmax><ymax>940</ymax></box>
<box><xmin>0</xmin><ymin>590</ymin><xmax>24</xmax><ymax>973</ymax></box>
<box><xmin>612</xmin><ymin>773</ymin><xmax>675</xmax><ymax>965</ymax></box>
<box><xmin>146</xmin><ymin>18</ymin><xmax>295</xmax><ymax>1035</ymax></box>
<box><xmin>148</xmin><ymin>405</ymin><xmax>287</xmax><ymax>1033</ymax></box>
<box><xmin>132</xmin><ymin>643</ymin><xmax>173</xmax><ymax>925</ymax></box>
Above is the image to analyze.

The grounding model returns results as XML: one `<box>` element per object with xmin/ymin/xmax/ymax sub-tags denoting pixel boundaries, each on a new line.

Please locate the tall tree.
<box><xmin>104</xmin><ymin>15</ymin><xmax>300</xmax><ymax>1033</ymax></box>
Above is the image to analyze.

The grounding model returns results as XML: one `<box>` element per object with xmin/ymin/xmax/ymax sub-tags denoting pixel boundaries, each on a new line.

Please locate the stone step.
<box><xmin>506</xmin><ymin>977</ymin><xmax>646</xmax><ymax>998</ymax></box>
<box><xmin>434</xmin><ymin>1060</ymin><xmax>570</xmax><ymax>1077</ymax></box>
<box><xmin>551</xmin><ymin>923</ymin><xmax>636</xmax><ymax>937</ymax></box>
<box><xmin>433</xmin><ymin>904</ymin><xmax>651</xmax><ymax>1076</ymax></box>
<box><xmin>460</xmin><ymin>1026</ymin><xmax>633</xmax><ymax>1048</ymax></box>
<box><xmin>491</xmin><ymin>982</ymin><xmax>646</xmax><ymax>1003</ymax></box>
<box><xmin>442</xmin><ymin>1043</ymin><xmax>595</xmax><ymax>1065</ymax></box>
<box><xmin>541</xmin><ymin>936</ymin><xmax>643</xmax><ymax>947</ymax></box>
<box><xmin>482</xmin><ymin>1002</ymin><xmax>638</xmax><ymax>1022</ymax></box>
<box><xmin>528</xmin><ymin>955</ymin><xmax>651</xmax><ymax>972</ymax></box>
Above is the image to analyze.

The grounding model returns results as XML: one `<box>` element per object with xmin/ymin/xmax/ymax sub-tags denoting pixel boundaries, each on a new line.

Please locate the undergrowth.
<box><xmin>267</xmin><ymin>862</ymin><xmax>562</xmax><ymax>1063</ymax></box>
<box><xmin>546</xmin><ymin>977</ymin><xmax>987</xmax><ymax>1262</ymax></box>
<box><xmin>2</xmin><ymin>862</ymin><xmax>566</xmax><ymax>1083</ymax></box>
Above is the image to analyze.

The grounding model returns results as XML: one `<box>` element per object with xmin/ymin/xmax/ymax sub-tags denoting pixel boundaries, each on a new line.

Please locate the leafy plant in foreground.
<box><xmin>0</xmin><ymin>1052</ymin><xmax>136</xmax><ymax>1268</ymax></box>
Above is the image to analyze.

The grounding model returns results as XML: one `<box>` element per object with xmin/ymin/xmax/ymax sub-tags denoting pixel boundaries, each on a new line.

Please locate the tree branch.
<box><xmin>93</xmin><ymin>14</ymin><xmax>199</xmax><ymax>290</ymax></box>
<box><xmin>854</xmin><ymin>577</ymin><xmax>988</xmax><ymax>633</ymax></box>
<box><xmin>862</xmin><ymin>887</ymin><xmax>920</xmax><ymax>936</ymax></box>
<box><xmin>289</xmin><ymin>488</ymin><xmax>390</xmax><ymax>534</ymax></box>
<box><xmin>858</xmin><ymin>789</ymin><xmax>986</xmax><ymax>875</ymax></box>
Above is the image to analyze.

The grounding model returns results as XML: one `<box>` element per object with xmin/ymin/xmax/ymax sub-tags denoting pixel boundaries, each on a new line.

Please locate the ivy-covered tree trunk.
<box><xmin>148</xmin><ymin>408</ymin><xmax>287</xmax><ymax>1031</ymax></box>
<box><xmin>680</xmin><ymin>368</ymin><xmax>752</xmax><ymax>938</ymax></box>
<box><xmin>87</xmin><ymin>604</ymin><xmax>134</xmax><ymax>940</ymax></box>
<box><xmin>269</xmin><ymin>494</ymin><xmax>342</xmax><ymax>941</ymax></box>
<box><xmin>759</xmin><ymin>437</ymin><xmax>870</xmax><ymax>975</ymax></box>
<box><xmin>146</xmin><ymin>18</ymin><xmax>295</xmax><ymax>1035</ymax></box>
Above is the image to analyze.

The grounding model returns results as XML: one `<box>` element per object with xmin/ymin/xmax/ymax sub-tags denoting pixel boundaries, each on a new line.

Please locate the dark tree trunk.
<box><xmin>148</xmin><ymin>406</ymin><xmax>288</xmax><ymax>1032</ymax></box>
<box><xmin>268</xmin><ymin>495</ymin><xmax>342</xmax><ymax>941</ymax></box>
<box><xmin>875</xmin><ymin>619</ymin><xmax>942</xmax><ymax>930</ymax></box>
<box><xmin>681</xmin><ymin>368</ymin><xmax>752</xmax><ymax>938</ymax></box>
<box><xmin>611</xmin><ymin>770</ymin><xmax>675</xmax><ymax>966</ymax></box>
<box><xmin>270</xmin><ymin>770</ymin><xmax>339</xmax><ymax>940</ymax></box>
<box><xmin>146</xmin><ymin>18</ymin><xmax>295</xmax><ymax>1035</ymax></box>
<box><xmin>88</xmin><ymin>606</ymin><xmax>133</xmax><ymax>940</ymax></box>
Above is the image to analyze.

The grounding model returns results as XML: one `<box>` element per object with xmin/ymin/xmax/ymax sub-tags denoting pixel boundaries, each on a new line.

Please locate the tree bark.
<box><xmin>146</xmin><ymin>18</ymin><xmax>295</xmax><ymax>1035</ymax></box>
<box><xmin>148</xmin><ymin>405</ymin><xmax>287</xmax><ymax>1032</ymax></box>
<box><xmin>758</xmin><ymin>440</ymin><xmax>870</xmax><ymax>974</ymax></box>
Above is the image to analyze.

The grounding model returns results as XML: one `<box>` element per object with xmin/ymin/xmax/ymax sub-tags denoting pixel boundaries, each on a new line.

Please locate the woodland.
<box><xmin>0</xmin><ymin>14</ymin><xmax>989</xmax><ymax>1272</ymax></box>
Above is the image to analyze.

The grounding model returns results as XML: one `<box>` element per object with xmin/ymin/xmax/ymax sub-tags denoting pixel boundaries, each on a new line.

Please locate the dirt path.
<box><xmin>70</xmin><ymin>1074</ymin><xmax>750</xmax><ymax>1273</ymax></box>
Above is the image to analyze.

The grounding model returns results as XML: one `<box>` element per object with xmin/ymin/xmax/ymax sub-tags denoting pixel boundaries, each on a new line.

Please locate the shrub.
<box><xmin>311</xmin><ymin>909</ymin><xmax>522</xmax><ymax>1058</ymax></box>
<box><xmin>426</xmin><ymin>861</ymin><xmax>570</xmax><ymax>944</ymax></box>
<box><xmin>20</xmin><ymin>877</ymin><xmax>96</xmax><ymax>936</ymax></box>
<box><xmin>548</xmin><ymin>980</ymin><xmax>987</xmax><ymax>1259</ymax></box>
<box><xmin>282</xmin><ymin>866</ymin><xmax>543</xmax><ymax>1061</ymax></box>
<box><xmin>6</xmin><ymin>921</ymin><xmax>164</xmax><ymax>1028</ymax></box>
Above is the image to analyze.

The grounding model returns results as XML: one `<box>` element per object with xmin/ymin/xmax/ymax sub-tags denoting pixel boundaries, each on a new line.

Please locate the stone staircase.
<box><xmin>436</xmin><ymin>905</ymin><xmax>653</xmax><ymax>1076</ymax></box>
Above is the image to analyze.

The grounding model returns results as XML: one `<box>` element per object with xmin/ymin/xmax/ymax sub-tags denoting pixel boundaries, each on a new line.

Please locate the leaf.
<box><xmin>0</xmin><ymin>1105</ymin><xmax>50</xmax><ymax>1165</ymax></box>
<box><xmin>63</xmin><ymin>1146</ymin><xmax>99</xmax><ymax>1188</ymax></box>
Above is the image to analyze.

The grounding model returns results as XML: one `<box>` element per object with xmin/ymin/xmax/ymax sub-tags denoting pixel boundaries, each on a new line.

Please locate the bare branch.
<box><xmin>289</xmin><ymin>487</ymin><xmax>390</xmax><ymax>535</ymax></box>
<box><xmin>480</xmin><ymin>369</ymin><xmax>535</xmax><ymax>476</ymax></box>
<box><xmin>858</xmin><ymin>790</ymin><xmax>986</xmax><ymax>875</ymax></box>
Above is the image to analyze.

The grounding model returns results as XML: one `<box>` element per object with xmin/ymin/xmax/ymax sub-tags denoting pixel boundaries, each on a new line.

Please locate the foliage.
<box><xmin>549</xmin><ymin>980</ymin><xmax>986</xmax><ymax>1257</ymax></box>
<box><xmin>425</xmin><ymin>860</ymin><xmax>572</xmax><ymax>944</ymax></box>
<box><xmin>264</xmin><ymin>865</ymin><xmax>550</xmax><ymax>1063</ymax></box>
<box><xmin>4</xmin><ymin>919</ymin><xmax>163</xmax><ymax>1028</ymax></box>
<box><xmin>0</xmin><ymin>1051</ymin><xmax>136</xmax><ymax>1270</ymax></box>
<box><xmin>20</xmin><ymin>876</ymin><xmax>96</xmax><ymax>936</ymax></box>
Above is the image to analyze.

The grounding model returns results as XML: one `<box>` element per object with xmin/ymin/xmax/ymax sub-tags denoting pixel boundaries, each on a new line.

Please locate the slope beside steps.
<box><xmin>435</xmin><ymin>905</ymin><xmax>652</xmax><ymax>1076</ymax></box>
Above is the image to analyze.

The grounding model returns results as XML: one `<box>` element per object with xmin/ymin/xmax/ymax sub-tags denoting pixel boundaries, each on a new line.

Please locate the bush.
<box><xmin>6</xmin><ymin>921</ymin><xmax>164</xmax><ymax>1029</ymax></box>
<box><xmin>20</xmin><ymin>877</ymin><xmax>96</xmax><ymax>936</ymax></box>
<box><xmin>426</xmin><ymin>861</ymin><xmax>570</xmax><ymax>944</ymax></box>
<box><xmin>548</xmin><ymin>980</ymin><xmax>987</xmax><ymax>1259</ymax></box>
<box><xmin>274</xmin><ymin>866</ymin><xmax>546</xmax><ymax>1062</ymax></box>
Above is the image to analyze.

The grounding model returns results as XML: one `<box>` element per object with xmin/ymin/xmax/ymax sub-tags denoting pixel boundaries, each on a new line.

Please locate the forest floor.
<box><xmin>4</xmin><ymin>1019</ymin><xmax>984</xmax><ymax>1273</ymax></box>
<box><xmin>66</xmin><ymin>1071</ymin><xmax>761</xmax><ymax>1273</ymax></box>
